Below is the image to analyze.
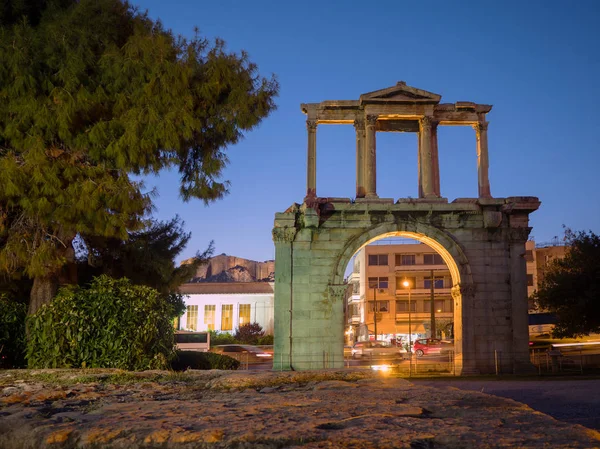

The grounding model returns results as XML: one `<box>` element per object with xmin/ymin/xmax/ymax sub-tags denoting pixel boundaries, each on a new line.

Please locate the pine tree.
<box><xmin>0</xmin><ymin>0</ymin><xmax>278</xmax><ymax>315</ymax></box>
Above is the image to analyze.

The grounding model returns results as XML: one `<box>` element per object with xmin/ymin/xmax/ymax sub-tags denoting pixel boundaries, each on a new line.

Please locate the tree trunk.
<box><xmin>29</xmin><ymin>275</ymin><xmax>58</xmax><ymax>316</ymax></box>
<box><xmin>28</xmin><ymin>232</ymin><xmax>77</xmax><ymax>316</ymax></box>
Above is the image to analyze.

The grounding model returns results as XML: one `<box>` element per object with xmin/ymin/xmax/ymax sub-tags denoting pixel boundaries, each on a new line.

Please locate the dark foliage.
<box><xmin>0</xmin><ymin>294</ymin><xmax>26</xmax><ymax>368</ymax></box>
<box><xmin>234</xmin><ymin>322</ymin><xmax>265</xmax><ymax>345</ymax></box>
<box><xmin>171</xmin><ymin>350</ymin><xmax>240</xmax><ymax>371</ymax></box>
<box><xmin>534</xmin><ymin>229</ymin><xmax>600</xmax><ymax>338</ymax></box>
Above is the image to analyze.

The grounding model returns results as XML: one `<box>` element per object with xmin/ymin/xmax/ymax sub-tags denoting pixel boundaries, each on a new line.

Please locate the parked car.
<box><xmin>412</xmin><ymin>338</ymin><xmax>453</xmax><ymax>357</ymax></box>
<box><xmin>211</xmin><ymin>344</ymin><xmax>273</xmax><ymax>364</ymax></box>
<box><xmin>351</xmin><ymin>341</ymin><xmax>407</xmax><ymax>359</ymax></box>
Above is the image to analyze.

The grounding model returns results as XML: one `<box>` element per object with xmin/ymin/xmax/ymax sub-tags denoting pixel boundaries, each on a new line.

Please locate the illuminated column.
<box><xmin>354</xmin><ymin>118</ymin><xmax>366</xmax><ymax>198</ymax></box>
<box><xmin>306</xmin><ymin>120</ymin><xmax>317</xmax><ymax>199</ymax></box>
<box><xmin>474</xmin><ymin>121</ymin><xmax>491</xmax><ymax>198</ymax></box>
<box><xmin>431</xmin><ymin>120</ymin><xmax>440</xmax><ymax>197</ymax></box>
<box><xmin>419</xmin><ymin>116</ymin><xmax>435</xmax><ymax>198</ymax></box>
<box><xmin>365</xmin><ymin>115</ymin><xmax>378</xmax><ymax>198</ymax></box>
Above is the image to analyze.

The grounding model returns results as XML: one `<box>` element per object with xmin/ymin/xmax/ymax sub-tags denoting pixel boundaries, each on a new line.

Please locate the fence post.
<box><xmin>494</xmin><ymin>350</ymin><xmax>499</xmax><ymax>375</ymax></box>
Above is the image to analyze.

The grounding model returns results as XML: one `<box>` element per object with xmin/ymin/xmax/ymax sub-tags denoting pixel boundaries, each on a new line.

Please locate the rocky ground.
<box><xmin>1</xmin><ymin>369</ymin><xmax>599</xmax><ymax>449</ymax></box>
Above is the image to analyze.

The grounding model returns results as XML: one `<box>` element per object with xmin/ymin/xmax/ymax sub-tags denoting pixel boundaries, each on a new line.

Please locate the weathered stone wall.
<box><xmin>273</xmin><ymin>197</ymin><xmax>539</xmax><ymax>375</ymax></box>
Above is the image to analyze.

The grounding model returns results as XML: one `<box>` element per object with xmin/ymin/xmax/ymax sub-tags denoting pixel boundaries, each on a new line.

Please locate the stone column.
<box><xmin>354</xmin><ymin>119</ymin><xmax>366</xmax><ymax>198</ymax></box>
<box><xmin>306</xmin><ymin>120</ymin><xmax>317</xmax><ymax>199</ymax></box>
<box><xmin>419</xmin><ymin>116</ymin><xmax>435</xmax><ymax>198</ymax></box>
<box><xmin>431</xmin><ymin>120</ymin><xmax>441</xmax><ymax>197</ymax></box>
<box><xmin>365</xmin><ymin>115</ymin><xmax>378</xmax><ymax>198</ymax></box>
<box><xmin>509</xmin><ymin>227</ymin><xmax>535</xmax><ymax>374</ymax></box>
<box><xmin>474</xmin><ymin>121</ymin><xmax>492</xmax><ymax>198</ymax></box>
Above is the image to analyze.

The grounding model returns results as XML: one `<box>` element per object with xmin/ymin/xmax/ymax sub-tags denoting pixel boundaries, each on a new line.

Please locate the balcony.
<box><xmin>395</xmin><ymin>287</ymin><xmax>452</xmax><ymax>295</ymax></box>
<box><xmin>395</xmin><ymin>263</ymin><xmax>448</xmax><ymax>272</ymax></box>
<box><xmin>348</xmin><ymin>315</ymin><xmax>361</xmax><ymax>325</ymax></box>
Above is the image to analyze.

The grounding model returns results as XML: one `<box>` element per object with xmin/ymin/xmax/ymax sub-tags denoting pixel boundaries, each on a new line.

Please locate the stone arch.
<box><xmin>328</xmin><ymin>220</ymin><xmax>474</xmax><ymax>373</ymax></box>
<box><xmin>330</xmin><ymin>221</ymin><xmax>472</xmax><ymax>289</ymax></box>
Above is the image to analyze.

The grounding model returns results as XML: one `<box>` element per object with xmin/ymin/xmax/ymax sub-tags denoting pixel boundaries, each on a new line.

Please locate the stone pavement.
<box><xmin>1</xmin><ymin>369</ymin><xmax>599</xmax><ymax>449</ymax></box>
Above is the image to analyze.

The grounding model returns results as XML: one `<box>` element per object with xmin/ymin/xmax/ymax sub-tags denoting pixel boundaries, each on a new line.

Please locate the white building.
<box><xmin>178</xmin><ymin>282</ymin><xmax>274</xmax><ymax>334</ymax></box>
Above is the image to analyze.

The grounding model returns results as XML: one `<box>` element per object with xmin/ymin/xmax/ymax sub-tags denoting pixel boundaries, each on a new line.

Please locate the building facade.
<box><xmin>178</xmin><ymin>283</ymin><xmax>274</xmax><ymax>334</ymax></box>
<box><xmin>525</xmin><ymin>240</ymin><xmax>567</xmax><ymax>310</ymax></box>
<box><xmin>346</xmin><ymin>242</ymin><xmax>454</xmax><ymax>347</ymax></box>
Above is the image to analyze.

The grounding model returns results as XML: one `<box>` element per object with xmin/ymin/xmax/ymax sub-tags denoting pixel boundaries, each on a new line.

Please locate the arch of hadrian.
<box><xmin>272</xmin><ymin>82</ymin><xmax>540</xmax><ymax>374</ymax></box>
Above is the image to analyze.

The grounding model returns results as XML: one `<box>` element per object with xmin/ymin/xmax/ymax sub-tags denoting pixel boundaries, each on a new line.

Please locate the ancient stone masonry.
<box><xmin>273</xmin><ymin>82</ymin><xmax>540</xmax><ymax>375</ymax></box>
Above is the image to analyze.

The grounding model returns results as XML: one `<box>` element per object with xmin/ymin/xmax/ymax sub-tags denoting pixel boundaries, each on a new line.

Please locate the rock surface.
<box><xmin>1</xmin><ymin>369</ymin><xmax>599</xmax><ymax>448</ymax></box>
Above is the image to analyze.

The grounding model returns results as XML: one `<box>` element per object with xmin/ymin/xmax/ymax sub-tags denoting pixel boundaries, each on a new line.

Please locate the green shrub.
<box><xmin>27</xmin><ymin>275</ymin><xmax>175</xmax><ymax>370</ymax></box>
<box><xmin>0</xmin><ymin>295</ymin><xmax>26</xmax><ymax>368</ymax></box>
<box><xmin>171</xmin><ymin>350</ymin><xmax>240</xmax><ymax>371</ymax></box>
<box><xmin>209</xmin><ymin>330</ymin><xmax>236</xmax><ymax>345</ymax></box>
<box><xmin>257</xmin><ymin>334</ymin><xmax>274</xmax><ymax>345</ymax></box>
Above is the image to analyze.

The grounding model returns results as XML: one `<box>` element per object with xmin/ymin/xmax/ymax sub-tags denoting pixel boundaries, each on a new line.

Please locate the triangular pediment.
<box><xmin>360</xmin><ymin>81</ymin><xmax>441</xmax><ymax>104</ymax></box>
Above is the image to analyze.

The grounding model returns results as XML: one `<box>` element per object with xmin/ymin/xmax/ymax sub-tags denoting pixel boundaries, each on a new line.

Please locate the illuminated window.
<box><xmin>368</xmin><ymin>301</ymin><xmax>389</xmax><ymax>313</ymax></box>
<box><xmin>395</xmin><ymin>300</ymin><xmax>416</xmax><ymax>312</ymax></box>
<box><xmin>368</xmin><ymin>254</ymin><xmax>388</xmax><ymax>266</ymax></box>
<box><xmin>186</xmin><ymin>305</ymin><xmax>198</xmax><ymax>331</ymax></box>
<box><xmin>423</xmin><ymin>253</ymin><xmax>444</xmax><ymax>265</ymax></box>
<box><xmin>368</xmin><ymin>277</ymin><xmax>388</xmax><ymax>289</ymax></box>
<box><xmin>221</xmin><ymin>304</ymin><xmax>233</xmax><ymax>331</ymax></box>
<box><xmin>239</xmin><ymin>304</ymin><xmax>251</xmax><ymax>326</ymax></box>
<box><xmin>424</xmin><ymin>300</ymin><xmax>450</xmax><ymax>313</ymax></box>
<box><xmin>424</xmin><ymin>277</ymin><xmax>444</xmax><ymax>288</ymax></box>
<box><xmin>204</xmin><ymin>305</ymin><xmax>216</xmax><ymax>331</ymax></box>
<box><xmin>395</xmin><ymin>254</ymin><xmax>416</xmax><ymax>265</ymax></box>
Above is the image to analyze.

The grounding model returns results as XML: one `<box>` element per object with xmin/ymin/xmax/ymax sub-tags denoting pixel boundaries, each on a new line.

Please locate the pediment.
<box><xmin>360</xmin><ymin>81</ymin><xmax>441</xmax><ymax>104</ymax></box>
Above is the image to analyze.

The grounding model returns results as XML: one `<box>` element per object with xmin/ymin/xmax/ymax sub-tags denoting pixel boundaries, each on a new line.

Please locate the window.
<box><xmin>351</xmin><ymin>304</ymin><xmax>359</xmax><ymax>316</ymax></box>
<box><xmin>239</xmin><ymin>304</ymin><xmax>251</xmax><ymax>326</ymax></box>
<box><xmin>204</xmin><ymin>305</ymin><xmax>216</xmax><ymax>331</ymax></box>
<box><xmin>395</xmin><ymin>254</ymin><xmax>416</xmax><ymax>266</ymax></box>
<box><xmin>527</xmin><ymin>274</ymin><xmax>534</xmax><ymax>286</ymax></box>
<box><xmin>525</xmin><ymin>250</ymin><xmax>534</xmax><ymax>262</ymax></box>
<box><xmin>185</xmin><ymin>305</ymin><xmax>198</xmax><ymax>331</ymax></box>
<box><xmin>424</xmin><ymin>277</ymin><xmax>444</xmax><ymax>289</ymax></box>
<box><xmin>368</xmin><ymin>254</ymin><xmax>388</xmax><ymax>266</ymax></box>
<box><xmin>368</xmin><ymin>301</ymin><xmax>389</xmax><ymax>313</ymax></box>
<box><xmin>368</xmin><ymin>277</ymin><xmax>388</xmax><ymax>289</ymax></box>
<box><xmin>423</xmin><ymin>300</ymin><xmax>449</xmax><ymax>313</ymax></box>
<box><xmin>396</xmin><ymin>277</ymin><xmax>416</xmax><ymax>289</ymax></box>
<box><xmin>395</xmin><ymin>300</ymin><xmax>416</xmax><ymax>312</ymax></box>
<box><xmin>423</xmin><ymin>253</ymin><xmax>444</xmax><ymax>265</ymax></box>
<box><xmin>221</xmin><ymin>304</ymin><xmax>233</xmax><ymax>331</ymax></box>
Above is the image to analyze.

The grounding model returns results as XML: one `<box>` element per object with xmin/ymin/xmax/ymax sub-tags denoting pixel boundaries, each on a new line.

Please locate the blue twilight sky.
<box><xmin>135</xmin><ymin>0</ymin><xmax>600</xmax><ymax>265</ymax></box>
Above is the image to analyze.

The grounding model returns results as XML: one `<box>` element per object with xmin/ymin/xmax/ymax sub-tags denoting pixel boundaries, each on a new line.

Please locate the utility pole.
<box><xmin>373</xmin><ymin>286</ymin><xmax>377</xmax><ymax>341</ymax></box>
<box><xmin>430</xmin><ymin>269</ymin><xmax>436</xmax><ymax>338</ymax></box>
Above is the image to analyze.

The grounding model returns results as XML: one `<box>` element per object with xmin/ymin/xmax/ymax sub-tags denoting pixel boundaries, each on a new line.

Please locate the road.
<box><xmin>412</xmin><ymin>378</ymin><xmax>600</xmax><ymax>431</ymax></box>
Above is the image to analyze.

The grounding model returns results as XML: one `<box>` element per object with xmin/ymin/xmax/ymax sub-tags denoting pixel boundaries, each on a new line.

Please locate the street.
<box><xmin>412</xmin><ymin>378</ymin><xmax>600</xmax><ymax>430</ymax></box>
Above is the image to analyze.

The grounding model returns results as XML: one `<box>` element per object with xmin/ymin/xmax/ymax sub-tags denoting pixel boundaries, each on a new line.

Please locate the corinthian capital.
<box><xmin>420</xmin><ymin>116</ymin><xmax>432</xmax><ymax>130</ymax></box>
<box><xmin>366</xmin><ymin>115</ymin><xmax>378</xmax><ymax>126</ymax></box>
<box><xmin>472</xmin><ymin>121</ymin><xmax>489</xmax><ymax>134</ymax></box>
<box><xmin>306</xmin><ymin>120</ymin><xmax>318</xmax><ymax>131</ymax></box>
<box><xmin>353</xmin><ymin>118</ymin><xmax>365</xmax><ymax>130</ymax></box>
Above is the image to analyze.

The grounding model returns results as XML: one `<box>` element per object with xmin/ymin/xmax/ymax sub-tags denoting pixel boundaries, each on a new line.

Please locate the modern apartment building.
<box><xmin>525</xmin><ymin>240</ymin><xmax>567</xmax><ymax>310</ymax></box>
<box><xmin>345</xmin><ymin>242</ymin><xmax>454</xmax><ymax>346</ymax></box>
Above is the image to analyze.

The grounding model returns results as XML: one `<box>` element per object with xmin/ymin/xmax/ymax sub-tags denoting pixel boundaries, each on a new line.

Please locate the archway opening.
<box><xmin>339</xmin><ymin>231</ymin><xmax>463</xmax><ymax>374</ymax></box>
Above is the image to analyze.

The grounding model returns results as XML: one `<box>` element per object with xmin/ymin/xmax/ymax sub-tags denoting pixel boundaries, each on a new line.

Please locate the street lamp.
<box><xmin>402</xmin><ymin>280</ymin><xmax>412</xmax><ymax>352</ymax></box>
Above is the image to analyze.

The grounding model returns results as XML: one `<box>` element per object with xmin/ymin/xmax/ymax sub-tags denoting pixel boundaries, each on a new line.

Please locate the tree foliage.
<box><xmin>77</xmin><ymin>215</ymin><xmax>212</xmax><ymax>318</ymax></box>
<box><xmin>534</xmin><ymin>229</ymin><xmax>600</xmax><ymax>338</ymax></box>
<box><xmin>26</xmin><ymin>275</ymin><xmax>176</xmax><ymax>369</ymax></box>
<box><xmin>0</xmin><ymin>0</ymin><xmax>278</xmax><ymax>314</ymax></box>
